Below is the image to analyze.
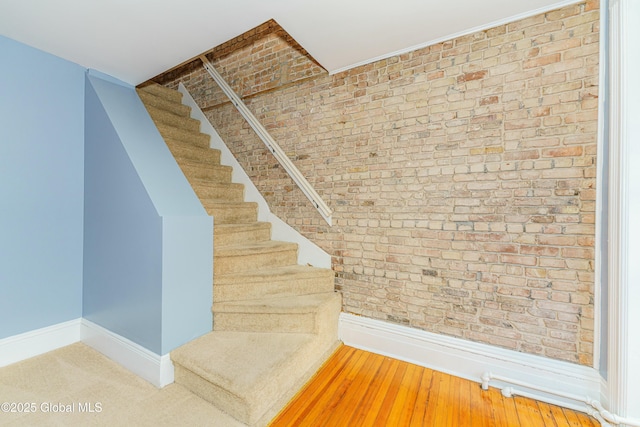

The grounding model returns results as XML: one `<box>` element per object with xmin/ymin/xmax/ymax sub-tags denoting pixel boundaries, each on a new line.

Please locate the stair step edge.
<box><xmin>138</xmin><ymin>82</ymin><xmax>183</xmax><ymax>102</ymax></box>
<box><xmin>172</xmin><ymin>331</ymin><xmax>339</xmax><ymax>425</ymax></box>
<box><xmin>138</xmin><ymin>90</ymin><xmax>190</xmax><ymax>116</ymax></box>
<box><xmin>213</xmin><ymin>292</ymin><xmax>340</xmax><ymax>313</ymax></box>
<box><xmin>215</xmin><ymin>264</ymin><xmax>332</xmax><ymax>283</ymax></box>
<box><xmin>214</xmin><ymin>241</ymin><xmax>297</xmax><ymax>256</ymax></box>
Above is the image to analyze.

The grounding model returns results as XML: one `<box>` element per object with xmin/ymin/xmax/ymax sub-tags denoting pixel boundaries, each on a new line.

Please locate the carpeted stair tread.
<box><xmin>214</xmin><ymin>241</ymin><xmax>298</xmax><ymax>275</ymax></box>
<box><xmin>215</xmin><ymin>264</ymin><xmax>333</xmax><ymax>286</ymax></box>
<box><xmin>212</xmin><ymin>293</ymin><xmax>341</xmax><ymax>333</ymax></box>
<box><xmin>181</xmin><ymin>163</ymin><xmax>233</xmax><ymax>183</ymax></box>
<box><xmin>214</xmin><ymin>293</ymin><xmax>339</xmax><ymax>314</ymax></box>
<box><xmin>172</xmin><ymin>331</ymin><xmax>314</xmax><ymax>396</ymax></box>
<box><xmin>214</xmin><ymin>222</ymin><xmax>271</xmax><ymax>246</ymax></box>
<box><xmin>172</xmin><ymin>155</ymin><xmax>224</xmax><ymax>168</ymax></box>
<box><xmin>202</xmin><ymin>200</ymin><xmax>258</xmax><ymax>224</ymax></box>
<box><xmin>192</xmin><ymin>182</ymin><xmax>246</xmax><ymax>203</ymax></box>
<box><xmin>214</xmin><ymin>265</ymin><xmax>334</xmax><ymax>302</ymax></box>
<box><xmin>215</xmin><ymin>240</ymin><xmax>298</xmax><ymax>256</ymax></box>
<box><xmin>145</xmin><ymin>104</ymin><xmax>201</xmax><ymax>132</ymax></box>
<box><xmin>212</xmin><ymin>296</ymin><xmax>340</xmax><ymax>334</ymax></box>
<box><xmin>137</xmin><ymin>90</ymin><xmax>191</xmax><ymax>117</ymax></box>
<box><xmin>156</xmin><ymin>123</ymin><xmax>211</xmax><ymax>147</ymax></box>
<box><xmin>167</xmin><ymin>142</ymin><xmax>221</xmax><ymax>165</ymax></box>
<box><xmin>171</xmin><ymin>331</ymin><xmax>340</xmax><ymax>426</ymax></box>
<box><xmin>138</xmin><ymin>82</ymin><xmax>184</xmax><ymax>103</ymax></box>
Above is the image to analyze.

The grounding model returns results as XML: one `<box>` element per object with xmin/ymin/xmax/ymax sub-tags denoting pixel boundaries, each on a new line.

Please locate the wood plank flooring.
<box><xmin>269</xmin><ymin>345</ymin><xmax>600</xmax><ymax>427</ymax></box>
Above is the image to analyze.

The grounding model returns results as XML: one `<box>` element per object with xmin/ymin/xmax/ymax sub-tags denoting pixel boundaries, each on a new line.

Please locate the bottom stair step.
<box><xmin>172</xmin><ymin>331</ymin><xmax>340</xmax><ymax>426</ymax></box>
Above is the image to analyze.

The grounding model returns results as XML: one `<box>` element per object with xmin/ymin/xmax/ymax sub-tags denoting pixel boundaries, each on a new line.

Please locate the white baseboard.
<box><xmin>0</xmin><ymin>319</ymin><xmax>174</xmax><ymax>388</ymax></box>
<box><xmin>0</xmin><ymin>319</ymin><xmax>82</xmax><ymax>368</ymax></box>
<box><xmin>80</xmin><ymin>319</ymin><xmax>174</xmax><ymax>388</ymax></box>
<box><xmin>339</xmin><ymin>313</ymin><xmax>602</xmax><ymax>414</ymax></box>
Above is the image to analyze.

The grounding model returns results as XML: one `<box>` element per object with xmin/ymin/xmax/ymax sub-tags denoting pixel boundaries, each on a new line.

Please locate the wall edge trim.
<box><xmin>80</xmin><ymin>319</ymin><xmax>174</xmax><ymax>388</ymax></box>
<box><xmin>0</xmin><ymin>319</ymin><xmax>82</xmax><ymax>368</ymax></box>
<box><xmin>339</xmin><ymin>313</ymin><xmax>602</xmax><ymax>413</ymax></box>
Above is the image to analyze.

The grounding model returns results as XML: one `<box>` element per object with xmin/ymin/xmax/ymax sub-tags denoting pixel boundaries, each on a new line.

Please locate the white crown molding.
<box><xmin>0</xmin><ymin>319</ymin><xmax>82</xmax><ymax>368</ymax></box>
<box><xmin>80</xmin><ymin>319</ymin><xmax>174</xmax><ymax>388</ymax></box>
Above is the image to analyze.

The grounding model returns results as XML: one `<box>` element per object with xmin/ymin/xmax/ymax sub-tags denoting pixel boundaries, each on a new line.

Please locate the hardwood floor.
<box><xmin>269</xmin><ymin>345</ymin><xmax>600</xmax><ymax>426</ymax></box>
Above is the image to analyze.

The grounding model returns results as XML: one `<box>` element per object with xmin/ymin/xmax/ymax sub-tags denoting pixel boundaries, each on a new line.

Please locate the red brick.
<box><xmin>523</xmin><ymin>54</ymin><xmax>561</xmax><ymax>69</ymax></box>
<box><xmin>458</xmin><ymin>70</ymin><xmax>488</xmax><ymax>83</ymax></box>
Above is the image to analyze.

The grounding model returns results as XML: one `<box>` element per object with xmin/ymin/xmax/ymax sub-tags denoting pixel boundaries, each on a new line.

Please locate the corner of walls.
<box><xmin>0</xmin><ymin>319</ymin><xmax>82</xmax><ymax>368</ymax></box>
<box><xmin>84</xmin><ymin>75</ymin><xmax>163</xmax><ymax>353</ymax></box>
<box><xmin>0</xmin><ymin>35</ymin><xmax>84</xmax><ymax>340</ymax></box>
<box><xmin>0</xmin><ymin>37</ymin><xmax>209</xmax><ymax>384</ymax></box>
<box><xmin>87</xmin><ymin>69</ymin><xmax>133</xmax><ymax>88</ymax></box>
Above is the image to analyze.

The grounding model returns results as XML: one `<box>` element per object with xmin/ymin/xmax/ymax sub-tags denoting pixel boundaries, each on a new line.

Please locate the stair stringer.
<box><xmin>178</xmin><ymin>83</ymin><xmax>330</xmax><ymax>269</ymax></box>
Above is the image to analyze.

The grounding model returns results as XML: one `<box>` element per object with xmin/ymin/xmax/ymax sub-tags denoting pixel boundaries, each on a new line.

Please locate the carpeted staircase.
<box><xmin>136</xmin><ymin>82</ymin><xmax>341</xmax><ymax>427</ymax></box>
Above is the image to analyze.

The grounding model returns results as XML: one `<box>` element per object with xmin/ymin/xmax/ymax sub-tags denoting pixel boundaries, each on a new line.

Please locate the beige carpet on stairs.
<box><xmin>135</xmin><ymin>81</ymin><xmax>341</xmax><ymax>427</ymax></box>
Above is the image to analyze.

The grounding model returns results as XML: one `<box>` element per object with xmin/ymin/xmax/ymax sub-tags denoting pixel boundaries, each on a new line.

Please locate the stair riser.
<box><xmin>183</xmin><ymin>165</ymin><xmax>232</xmax><ymax>182</ymax></box>
<box><xmin>195</xmin><ymin>185</ymin><xmax>245</xmax><ymax>203</ymax></box>
<box><xmin>214</xmin><ymin>274</ymin><xmax>334</xmax><ymax>302</ymax></box>
<box><xmin>138</xmin><ymin>84</ymin><xmax>183</xmax><ymax>102</ymax></box>
<box><xmin>315</xmin><ymin>294</ymin><xmax>341</xmax><ymax>337</ymax></box>
<box><xmin>214</xmin><ymin>249</ymin><xmax>297</xmax><ymax>275</ymax></box>
<box><xmin>213</xmin><ymin>313</ymin><xmax>316</xmax><ymax>333</ymax></box>
<box><xmin>138</xmin><ymin>91</ymin><xmax>190</xmax><ymax>117</ymax></box>
<box><xmin>167</xmin><ymin>142</ymin><xmax>221</xmax><ymax>164</ymax></box>
<box><xmin>253</xmin><ymin>342</ymin><xmax>341</xmax><ymax>427</ymax></box>
<box><xmin>207</xmin><ymin>206</ymin><xmax>258</xmax><ymax>224</ymax></box>
<box><xmin>158</xmin><ymin>125</ymin><xmax>210</xmax><ymax>148</ymax></box>
<box><xmin>214</xmin><ymin>227</ymin><xmax>270</xmax><ymax>247</ymax></box>
<box><xmin>213</xmin><ymin>294</ymin><xmax>341</xmax><ymax>334</ymax></box>
<box><xmin>147</xmin><ymin>106</ymin><xmax>200</xmax><ymax>132</ymax></box>
<box><xmin>174</xmin><ymin>365</ymin><xmax>252</xmax><ymax>424</ymax></box>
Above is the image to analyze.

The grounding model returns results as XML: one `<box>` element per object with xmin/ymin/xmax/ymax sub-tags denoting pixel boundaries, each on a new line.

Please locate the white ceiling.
<box><xmin>0</xmin><ymin>0</ymin><xmax>579</xmax><ymax>85</ymax></box>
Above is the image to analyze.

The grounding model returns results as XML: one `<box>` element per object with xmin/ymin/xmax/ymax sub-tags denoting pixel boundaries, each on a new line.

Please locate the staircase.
<box><xmin>136</xmin><ymin>82</ymin><xmax>341</xmax><ymax>426</ymax></box>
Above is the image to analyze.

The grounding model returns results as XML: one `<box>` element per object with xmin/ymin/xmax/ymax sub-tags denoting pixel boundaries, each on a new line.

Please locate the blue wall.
<box><xmin>83</xmin><ymin>78</ymin><xmax>164</xmax><ymax>351</ymax></box>
<box><xmin>0</xmin><ymin>36</ymin><xmax>85</xmax><ymax>338</ymax></box>
<box><xmin>0</xmin><ymin>37</ymin><xmax>212</xmax><ymax>356</ymax></box>
<box><xmin>84</xmin><ymin>74</ymin><xmax>213</xmax><ymax>354</ymax></box>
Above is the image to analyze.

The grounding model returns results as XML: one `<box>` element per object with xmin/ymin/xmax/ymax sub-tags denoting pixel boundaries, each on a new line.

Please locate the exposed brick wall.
<box><xmin>153</xmin><ymin>1</ymin><xmax>600</xmax><ymax>365</ymax></box>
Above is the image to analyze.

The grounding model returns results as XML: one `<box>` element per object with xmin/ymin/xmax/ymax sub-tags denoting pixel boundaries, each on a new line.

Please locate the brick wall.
<box><xmin>154</xmin><ymin>1</ymin><xmax>600</xmax><ymax>365</ymax></box>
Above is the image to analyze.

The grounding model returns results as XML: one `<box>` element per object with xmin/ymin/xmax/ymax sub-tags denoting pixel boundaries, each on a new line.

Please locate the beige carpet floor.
<box><xmin>0</xmin><ymin>343</ymin><xmax>246</xmax><ymax>426</ymax></box>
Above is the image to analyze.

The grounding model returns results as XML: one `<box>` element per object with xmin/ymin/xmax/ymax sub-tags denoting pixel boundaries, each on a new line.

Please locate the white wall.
<box><xmin>621</xmin><ymin>0</ymin><xmax>640</xmax><ymax>418</ymax></box>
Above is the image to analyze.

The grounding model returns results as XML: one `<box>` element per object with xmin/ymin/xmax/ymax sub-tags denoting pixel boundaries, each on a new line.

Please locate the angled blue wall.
<box><xmin>0</xmin><ymin>36</ymin><xmax>84</xmax><ymax>338</ymax></box>
<box><xmin>83</xmin><ymin>78</ymin><xmax>163</xmax><ymax>351</ymax></box>
<box><xmin>84</xmin><ymin>74</ymin><xmax>213</xmax><ymax>354</ymax></box>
